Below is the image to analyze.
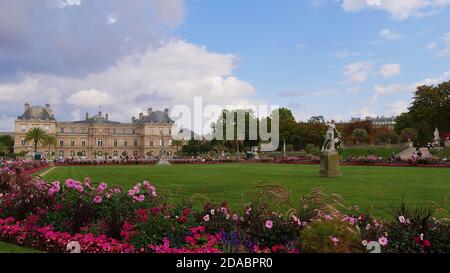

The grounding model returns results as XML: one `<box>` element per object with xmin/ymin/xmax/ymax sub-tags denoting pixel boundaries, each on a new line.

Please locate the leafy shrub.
<box><xmin>301</xmin><ymin>219</ymin><xmax>363</xmax><ymax>253</ymax></box>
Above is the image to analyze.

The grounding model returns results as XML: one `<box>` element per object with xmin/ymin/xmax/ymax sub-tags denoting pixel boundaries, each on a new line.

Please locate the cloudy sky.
<box><xmin>0</xmin><ymin>0</ymin><xmax>449</xmax><ymax>131</ymax></box>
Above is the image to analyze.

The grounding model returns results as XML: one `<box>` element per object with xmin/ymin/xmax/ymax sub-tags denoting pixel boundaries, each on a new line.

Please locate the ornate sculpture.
<box><xmin>433</xmin><ymin>128</ymin><xmax>441</xmax><ymax>147</ymax></box>
<box><xmin>321</xmin><ymin>122</ymin><xmax>342</xmax><ymax>152</ymax></box>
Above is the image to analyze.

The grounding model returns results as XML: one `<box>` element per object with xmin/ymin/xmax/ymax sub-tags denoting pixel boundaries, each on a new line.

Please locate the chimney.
<box><xmin>132</xmin><ymin>116</ymin><xmax>136</xmax><ymax>123</ymax></box>
<box><xmin>139</xmin><ymin>112</ymin><xmax>144</xmax><ymax>119</ymax></box>
<box><xmin>164</xmin><ymin>108</ymin><xmax>169</xmax><ymax>115</ymax></box>
<box><xmin>24</xmin><ymin>103</ymin><xmax>30</xmax><ymax>111</ymax></box>
<box><xmin>148</xmin><ymin>107</ymin><xmax>152</xmax><ymax>116</ymax></box>
<box><xmin>45</xmin><ymin>104</ymin><xmax>50</xmax><ymax>110</ymax></box>
<box><xmin>105</xmin><ymin>113</ymin><xmax>109</xmax><ymax>121</ymax></box>
<box><xmin>85</xmin><ymin>113</ymin><xmax>89</xmax><ymax>120</ymax></box>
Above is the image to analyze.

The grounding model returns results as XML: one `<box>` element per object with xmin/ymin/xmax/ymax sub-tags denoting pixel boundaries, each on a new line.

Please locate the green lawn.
<box><xmin>40</xmin><ymin>164</ymin><xmax>450</xmax><ymax>219</ymax></box>
<box><xmin>0</xmin><ymin>241</ymin><xmax>42</xmax><ymax>253</ymax></box>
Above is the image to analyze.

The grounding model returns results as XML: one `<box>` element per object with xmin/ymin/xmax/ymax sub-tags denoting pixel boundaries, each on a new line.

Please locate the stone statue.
<box><xmin>319</xmin><ymin>122</ymin><xmax>342</xmax><ymax>178</ymax></box>
<box><xmin>321</xmin><ymin>122</ymin><xmax>342</xmax><ymax>152</ymax></box>
<box><xmin>433</xmin><ymin>128</ymin><xmax>441</xmax><ymax>147</ymax></box>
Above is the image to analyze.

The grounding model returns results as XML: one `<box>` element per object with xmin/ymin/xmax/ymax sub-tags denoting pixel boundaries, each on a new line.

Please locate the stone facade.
<box><xmin>14</xmin><ymin>103</ymin><xmax>175</xmax><ymax>159</ymax></box>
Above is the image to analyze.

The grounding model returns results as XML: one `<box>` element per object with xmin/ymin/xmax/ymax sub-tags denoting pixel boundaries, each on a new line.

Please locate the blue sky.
<box><xmin>0</xmin><ymin>0</ymin><xmax>449</xmax><ymax>130</ymax></box>
<box><xmin>177</xmin><ymin>0</ymin><xmax>450</xmax><ymax>121</ymax></box>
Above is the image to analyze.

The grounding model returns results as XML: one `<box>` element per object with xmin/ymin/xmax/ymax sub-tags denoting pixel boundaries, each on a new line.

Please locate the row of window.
<box><xmin>21</xmin><ymin>126</ymin><xmax>172</xmax><ymax>135</ymax></box>
<box><xmin>60</xmin><ymin>150</ymin><xmax>140</xmax><ymax>157</ymax></box>
<box><xmin>21</xmin><ymin>139</ymin><xmax>171</xmax><ymax>147</ymax></box>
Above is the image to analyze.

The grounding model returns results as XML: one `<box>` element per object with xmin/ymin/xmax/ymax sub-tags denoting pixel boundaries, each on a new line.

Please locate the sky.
<box><xmin>0</xmin><ymin>0</ymin><xmax>449</xmax><ymax>131</ymax></box>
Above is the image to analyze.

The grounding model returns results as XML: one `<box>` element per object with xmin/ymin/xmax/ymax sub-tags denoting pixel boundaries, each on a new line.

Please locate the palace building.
<box><xmin>14</xmin><ymin>103</ymin><xmax>175</xmax><ymax>159</ymax></box>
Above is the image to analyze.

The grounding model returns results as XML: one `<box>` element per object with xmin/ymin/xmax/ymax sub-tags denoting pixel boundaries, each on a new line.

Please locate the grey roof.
<box><xmin>18</xmin><ymin>106</ymin><xmax>55</xmax><ymax>121</ymax></box>
<box><xmin>73</xmin><ymin>112</ymin><xmax>122</xmax><ymax>125</ymax></box>
<box><xmin>134</xmin><ymin>110</ymin><xmax>174</xmax><ymax>124</ymax></box>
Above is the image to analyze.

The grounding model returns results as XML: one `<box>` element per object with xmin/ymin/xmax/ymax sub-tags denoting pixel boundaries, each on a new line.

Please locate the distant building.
<box><xmin>14</xmin><ymin>103</ymin><xmax>176</xmax><ymax>159</ymax></box>
<box><xmin>346</xmin><ymin>116</ymin><xmax>396</xmax><ymax>130</ymax></box>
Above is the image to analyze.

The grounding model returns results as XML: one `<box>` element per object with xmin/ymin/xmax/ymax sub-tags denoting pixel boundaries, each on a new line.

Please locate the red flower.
<box><xmin>150</xmin><ymin>207</ymin><xmax>161</xmax><ymax>214</ymax></box>
<box><xmin>182</xmin><ymin>208</ymin><xmax>191</xmax><ymax>217</ymax></box>
<box><xmin>423</xmin><ymin>240</ymin><xmax>431</xmax><ymax>248</ymax></box>
<box><xmin>136</xmin><ymin>208</ymin><xmax>148</xmax><ymax>223</ymax></box>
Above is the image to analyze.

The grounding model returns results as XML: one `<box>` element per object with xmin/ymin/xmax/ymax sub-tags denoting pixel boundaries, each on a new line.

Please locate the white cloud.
<box><xmin>0</xmin><ymin>40</ymin><xmax>259</xmax><ymax>127</ymax></box>
<box><xmin>437</xmin><ymin>32</ymin><xmax>450</xmax><ymax>57</ymax></box>
<box><xmin>67</xmin><ymin>89</ymin><xmax>116</xmax><ymax>108</ymax></box>
<box><xmin>413</xmin><ymin>70</ymin><xmax>450</xmax><ymax>87</ymax></box>
<box><xmin>342</xmin><ymin>62</ymin><xmax>373</xmax><ymax>84</ymax></box>
<box><xmin>380</xmin><ymin>63</ymin><xmax>401</xmax><ymax>78</ymax></box>
<box><xmin>335</xmin><ymin>50</ymin><xmax>360</xmax><ymax>59</ymax></box>
<box><xmin>296</xmin><ymin>43</ymin><xmax>306</xmax><ymax>49</ymax></box>
<box><xmin>379</xmin><ymin>29</ymin><xmax>403</xmax><ymax>40</ymax></box>
<box><xmin>59</xmin><ymin>0</ymin><xmax>81</xmax><ymax>8</ymax></box>
<box><xmin>341</xmin><ymin>0</ymin><xmax>450</xmax><ymax>20</ymax></box>
<box><xmin>385</xmin><ymin>101</ymin><xmax>408</xmax><ymax>116</ymax></box>
<box><xmin>371</xmin><ymin>83</ymin><xmax>406</xmax><ymax>102</ymax></box>
<box><xmin>427</xmin><ymin>42</ymin><xmax>437</xmax><ymax>50</ymax></box>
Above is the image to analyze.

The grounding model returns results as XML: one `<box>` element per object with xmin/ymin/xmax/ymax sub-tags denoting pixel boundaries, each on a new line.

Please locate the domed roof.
<box><xmin>18</xmin><ymin>106</ymin><xmax>55</xmax><ymax>121</ymax></box>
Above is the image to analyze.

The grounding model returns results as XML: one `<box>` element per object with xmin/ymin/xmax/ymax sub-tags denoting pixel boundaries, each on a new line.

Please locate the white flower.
<box><xmin>203</xmin><ymin>215</ymin><xmax>210</xmax><ymax>222</ymax></box>
<box><xmin>361</xmin><ymin>240</ymin><xmax>368</xmax><ymax>246</ymax></box>
<box><xmin>210</xmin><ymin>209</ymin><xmax>215</xmax><ymax>215</ymax></box>
<box><xmin>398</xmin><ymin>216</ymin><xmax>406</xmax><ymax>223</ymax></box>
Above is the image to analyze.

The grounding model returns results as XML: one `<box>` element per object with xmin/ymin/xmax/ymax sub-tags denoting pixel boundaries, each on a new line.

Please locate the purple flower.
<box><xmin>265</xmin><ymin>220</ymin><xmax>273</xmax><ymax>229</ymax></box>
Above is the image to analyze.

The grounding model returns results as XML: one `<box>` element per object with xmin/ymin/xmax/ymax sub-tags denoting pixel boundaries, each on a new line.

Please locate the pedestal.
<box><xmin>156</xmin><ymin>158</ymin><xmax>172</xmax><ymax>166</ymax></box>
<box><xmin>319</xmin><ymin>151</ymin><xmax>341</xmax><ymax>178</ymax></box>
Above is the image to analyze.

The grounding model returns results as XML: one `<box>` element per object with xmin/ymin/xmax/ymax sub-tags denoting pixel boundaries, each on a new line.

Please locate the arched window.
<box><xmin>59</xmin><ymin>150</ymin><xmax>64</xmax><ymax>157</ymax></box>
<box><xmin>113</xmin><ymin>151</ymin><xmax>118</xmax><ymax>157</ymax></box>
<box><xmin>70</xmin><ymin>151</ymin><xmax>75</xmax><ymax>157</ymax></box>
<box><xmin>97</xmin><ymin>139</ymin><xmax>103</xmax><ymax>146</ymax></box>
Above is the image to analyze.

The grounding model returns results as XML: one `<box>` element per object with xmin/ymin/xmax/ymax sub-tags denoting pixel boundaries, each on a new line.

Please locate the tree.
<box><xmin>395</xmin><ymin>80</ymin><xmax>450</xmax><ymax>144</ymax></box>
<box><xmin>24</xmin><ymin>127</ymin><xmax>48</xmax><ymax>153</ymax></box>
<box><xmin>352</xmin><ymin>128</ymin><xmax>368</xmax><ymax>144</ymax></box>
<box><xmin>42</xmin><ymin>134</ymin><xmax>57</xmax><ymax>159</ymax></box>
<box><xmin>0</xmin><ymin>135</ymin><xmax>14</xmax><ymax>155</ymax></box>
<box><xmin>0</xmin><ymin>144</ymin><xmax>9</xmax><ymax>156</ymax></box>
<box><xmin>400</xmin><ymin>128</ymin><xmax>418</xmax><ymax>143</ymax></box>
<box><xmin>172</xmin><ymin>140</ymin><xmax>183</xmax><ymax>152</ymax></box>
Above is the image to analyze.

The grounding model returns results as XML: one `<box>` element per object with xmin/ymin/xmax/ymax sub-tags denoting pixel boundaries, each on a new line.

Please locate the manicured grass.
<box><xmin>41</xmin><ymin>164</ymin><xmax>450</xmax><ymax>219</ymax></box>
<box><xmin>0</xmin><ymin>241</ymin><xmax>42</xmax><ymax>253</ymax></box>
<box><xmin>339</xmin><ymin>147</ymin><xmax>404</xmax><ymax>160</ymax></box>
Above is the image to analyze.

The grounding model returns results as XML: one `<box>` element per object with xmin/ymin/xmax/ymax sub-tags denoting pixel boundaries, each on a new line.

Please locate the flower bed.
<box><xmin>1</xmin><ymin>162</ymin><xmax>449</xmax><ymax>253</ymax></box>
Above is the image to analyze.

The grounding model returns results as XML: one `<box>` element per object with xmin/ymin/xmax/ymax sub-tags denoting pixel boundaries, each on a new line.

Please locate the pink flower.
<box><xmin>203</xmin><ymin>215</ymin><xmax>210</xmax><ymax>222</ymax></box>
<box><xmin>331</xmin><ymin>236</ymin><xmax>339</xmax><ymax>246</ymax></box>
<box><xmin>378</xmin><ymin>236</ymin><xmax>388</xmax><ymax>246</ymax></box>
<box><xmin>265</xmin><ymin>220</ymin><xmax>273</xmax><ymax>229</ymax></box>
<box><xmin>133</xmin><ymin>195</ymin><xmax>145</xmax><ymax>202</ymax></box>
<box><xmin>98</xmin><ymin>182</ymin><xmax>108</xmax><ymax>192</ymax></box>
<box><xmin>93</xmin><ymin>195</ymin><xmax>103</xmax><ymax>204</ymax></box>
<box><xmin>128</xmin><ymin>189</ymin><xmax>135</xmax><ymax>196</ymax></box>
<box><xmin>245</xmin><ymin>207</ymin><xmax>252</xmax><ymax>215</ymax></box>
<box><xmin>65</xmin><ymin>179</ymin><xmax>75</xmax><ymax>188</ymax></box>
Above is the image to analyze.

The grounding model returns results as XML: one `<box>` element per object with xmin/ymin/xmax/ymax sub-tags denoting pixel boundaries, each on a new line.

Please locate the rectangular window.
<box><xmin>134</xmin><ymin>139</ymin><xmax>138</xmax><ymax>147</ymax></box>
<box><xmin>82</xmin><ymin>140</ymin><xmax>86</xmax><ymax>147</ymax></box>
<box><xmin>21</xmin><ymin>138</ymin><xmax>25</xmax><ymax>146</ymax></box>
<box><xmin>150</xmin><ymin>141</ymin><xmax>153</xmax><ymax>147</ymax></box>
<box><xmin>59</xmin><ymin>140</ymin><xmax>64</xmax><ymax>146</ymax></box>
<box><xmin>60</xmin><ymin>128</ymin><xmax>65</xmax><ymax>133</ymax></box>
<box><xmin>114</xmin><ymin>139</ymin><xmax>118</xmax><ymax>147</ymax></box>
<box><xmin>112</xmin><ymin>129</ymin><xmax>117</xmax><ymax>134</ymax></box>
<box><xmin>132</xmin><ymin>129</ymin><xmax>136</xmax><ymax>134</ymax></box>
<box><xmin>70</xmin><ymin>128</ymin><xmax>75</xmax><ymax>133</ymax></box>
<box><xmin>21</xmin><ymin>125</ymin><xmax>26</xmax><ymax>133</ymax></box>
<box><xmin>124</xmin><ymin>140</ymin><xmax>128</xmax><ymax>147</ymax></box>
<box><xmin>71</xmin><ymin>140</ymin><xmax>75</xmax><ymax>147</ymax></box>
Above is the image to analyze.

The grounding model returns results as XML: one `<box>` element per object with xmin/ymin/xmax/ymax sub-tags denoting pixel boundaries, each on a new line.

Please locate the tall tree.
<box><xmin>42</xmin><ymin>134</ymin><xmax>57</xmax><ymax>159</ymax></box>
<box><xmin>24</xmin><ymin>127</ymin><xmax>48</xmax><ymax>153</ymax></box>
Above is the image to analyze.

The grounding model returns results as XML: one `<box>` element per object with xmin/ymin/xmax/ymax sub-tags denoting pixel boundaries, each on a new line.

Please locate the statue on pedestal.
<box><xmin>433</xmin><ymin>128</ymin><xmax>441</xmax><ymax>148</ymax></box>
<box><xmin>319</xmin><ymin>122</ymin><xmax>342</xmax><ymax>178</ymax></box>
<box><xmin>321</xmin><ymin>122</ymin><xmax>342</xmax><ymax>152</ymax></box>
<box><xmin>156</xmin><ymin>129</ymin><xmax>171</xmax><ymax>166</ymax></box>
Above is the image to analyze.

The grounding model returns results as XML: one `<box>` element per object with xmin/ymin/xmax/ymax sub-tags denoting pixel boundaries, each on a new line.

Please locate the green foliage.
<box><xmin>352</xmin><ymin>128</ymin><xmax>369</xmax><ymax>144</ymax></box>
<box><xmin>400</xmin><ymin>128</ymin><xmax>418</xmax><ymax>143</ymax></box>
<box><xmin>305</xmin><ymin>144</ymin><xmax>320</xmax><ymax>156</ymax></box>
<box><xmin>24</xmin><ymin>127</ymin><xmax>48</xmax><ymax>153</ymax></box>
<box><xmin>394</xmin><ymin>80</ymin><xmax>450</xmax><ymax>144</ymax></box>
<box><xmin>301</xmin><ymin>219</ymin><xmax>363</xmax><ymax>253</ymax></box>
